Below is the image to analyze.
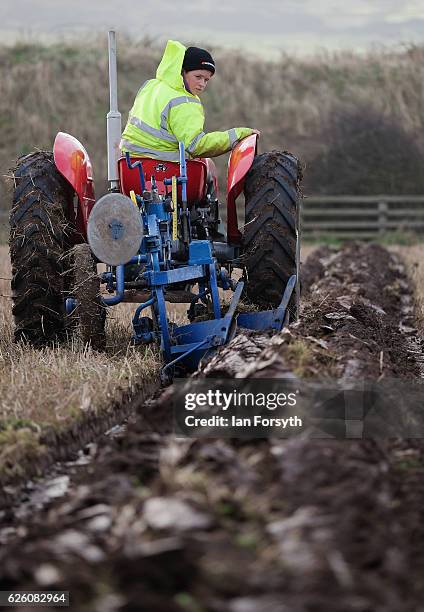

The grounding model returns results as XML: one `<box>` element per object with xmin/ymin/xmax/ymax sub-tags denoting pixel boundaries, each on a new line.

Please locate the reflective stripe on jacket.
<box><xmin>120</xmin><ymin>40</ymin><xmax>253</xmax><ymax>159</ymax></box>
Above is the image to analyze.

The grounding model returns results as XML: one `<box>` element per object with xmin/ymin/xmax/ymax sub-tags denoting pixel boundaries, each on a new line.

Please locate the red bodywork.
<box><xmin>53</xmin><ymin>132</ymin><xmax>95</xmax><ymax>240</ymax></box>
<box><xmin>118</xmin><ymin>157</ymin><xmax>208</xmax><ymax>203</ymax></box>
<box><xmin>226</xmin><ymin>134</ymin><xmax>257</xmax><ymax>244</ymax></box>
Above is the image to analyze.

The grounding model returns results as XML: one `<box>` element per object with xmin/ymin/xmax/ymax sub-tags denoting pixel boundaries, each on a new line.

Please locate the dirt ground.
<box><xmin>1</xmin><ymin>242</ymin><xmax>424</xmax><ymax>612</ymax></box>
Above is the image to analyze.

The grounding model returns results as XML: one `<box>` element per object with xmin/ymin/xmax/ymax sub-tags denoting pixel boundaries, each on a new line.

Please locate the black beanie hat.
<box><xmin>182</xmin><ymin>47</ymin><xmax>215</xmax><ymax>75</ymax></box>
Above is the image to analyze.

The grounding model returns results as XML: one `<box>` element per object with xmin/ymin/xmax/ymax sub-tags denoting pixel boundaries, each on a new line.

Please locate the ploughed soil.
<box><xmin>1</xmin><ymin>243</ymin><xmax>424</xmax><ymax>612</ymax></box>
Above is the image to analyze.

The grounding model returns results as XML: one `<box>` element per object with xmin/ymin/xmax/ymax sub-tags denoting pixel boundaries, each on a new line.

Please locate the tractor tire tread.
<box><xmin>71</xmin><ymin>243</ymin><xmax>106</xmax><ymax>351</ymax></box>
<box><xmin>243</xmin><ymin>150</ymin><xmax>301</xmax><ymax>309</ymax></box>
<box><xmin>9</xmin><ymin>150</ymin><xmax>73</xmax><ymax>344</ymax></box>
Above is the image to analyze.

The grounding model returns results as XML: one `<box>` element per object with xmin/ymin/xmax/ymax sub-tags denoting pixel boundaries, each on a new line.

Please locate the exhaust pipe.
<box><xmin>107</xmin><ymin>30</ymin><xmax>121</xmax><ymax>191</ymax></box>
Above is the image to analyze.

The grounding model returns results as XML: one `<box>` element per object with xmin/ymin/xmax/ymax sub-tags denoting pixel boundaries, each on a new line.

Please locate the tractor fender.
<box><xmin>53</xmin><ymin>132</ymin><xmax>95</xmax><ymax>238</ymax></box>
<box><xmin>226</xmin><ymin>134</ymin><xmax>257</xmax><ymax>244</ymax></box>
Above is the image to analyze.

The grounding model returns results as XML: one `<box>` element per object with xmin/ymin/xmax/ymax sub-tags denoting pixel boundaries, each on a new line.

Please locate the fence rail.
<box><xmin>302</xmin><ymin>196</ymin><xmax>424</xmax><ymax>238</ymax></box>
<box><xmin>2</xmin><ymin>195</ymin><xmax>424</xmax><ymax>241</ymax></box>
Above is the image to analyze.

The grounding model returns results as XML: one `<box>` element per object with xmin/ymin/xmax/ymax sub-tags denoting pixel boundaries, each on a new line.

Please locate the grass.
<box><xmin>0</xmin><ymin>245</ymin><xmax>162</xmax><ymax>477</ymax></box>
<box><xmin>0</xmin><ymin>427</ymin><xmax>47</xmax><ymax>480</ymax></box>
<box><xmin>285</xmin><ymin>339</ymin><xmax>315</xmax><ymax>378</ymax></box>
<box><xmin>2</xmin><ymin>38</ymin><xmax>424</xmax><ymax>208</ymax></box>
<box><xmin>391</xmin><ymin>244</ymin><xmax>424</xmax><ymax>334</ymax></box>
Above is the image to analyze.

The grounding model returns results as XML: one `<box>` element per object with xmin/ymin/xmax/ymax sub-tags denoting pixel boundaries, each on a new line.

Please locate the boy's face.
<box><xmin>183</xmin><ymin>69</ymin><xmax>213</xmax><ymax>96</ymax></box>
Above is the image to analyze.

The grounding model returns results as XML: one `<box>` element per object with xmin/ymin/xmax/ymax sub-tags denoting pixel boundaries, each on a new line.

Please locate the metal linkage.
<box><xmin>125</xmin><ymin>152</ymin><xmax>146</xmax><ymax>192</ymax></box>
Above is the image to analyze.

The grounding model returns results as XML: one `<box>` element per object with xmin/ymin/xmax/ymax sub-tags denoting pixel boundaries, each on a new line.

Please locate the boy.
<box><xmin>120</xmin><ymin>40</ymin><xmax>260</xmax><ymax>161</ymax></box>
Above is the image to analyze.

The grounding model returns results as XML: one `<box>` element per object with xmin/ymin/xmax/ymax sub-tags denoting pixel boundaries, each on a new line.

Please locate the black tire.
<box><xmin>9</xmin><ymin>151</ymin><xmax>73</xmax><ymax>345</ymax></box>
<box><xmin>243</xmin><ymin>151</ymin><xmax>302</xmax><ymax>313</ymax></box>
<box><xmin>71</xmin><ymin>244</ymin><xmax>106</xmax><ymax>351</ymax></box>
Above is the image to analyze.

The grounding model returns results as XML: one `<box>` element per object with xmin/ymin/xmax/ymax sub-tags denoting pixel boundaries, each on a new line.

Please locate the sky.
<box><xmin>2</xmin><ymin>0</ymin><xmax>424</xmax><ymax>56</ymax></box>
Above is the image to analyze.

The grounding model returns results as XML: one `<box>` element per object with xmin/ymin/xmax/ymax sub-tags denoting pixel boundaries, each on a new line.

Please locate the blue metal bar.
<box><xmin>125</xmin><ymin>152</ymin><xmax>146</xmax><ymax>192</ymax></box>
<box><xmin>179</xmin><ymin>142</ymin><xmax>188</xmax><ymax>203</ymax></box>
<box><xmin>101</xmin><ymin>265</ymin><xmax>125</xmax><ymax>306</ymax></box>
<box><xmin>223</xmin><ymin>281</ymin><xmax>244</xmax><ymax>323</ymax></box>
<box><xmin>192</xmin><ymin>288</ymin><xmax>209</xmax><ymax>304</ymax></box>
<box><xmin>271</xmin><ymin>274</ymin><xmax>297</xmax><ymax>330</ymax></box>
<box><xmin>163</xmin><ymin>178</ymin><xmax>187</xmax><ymax>185</ymax></box>
<box><xmin>211</xmin><ymin>280</ymin><xmax>244</xmax><ymax>346</ymax></box>
<box><xmin>156</xmin><ymin>287</ymin><xmax>172</xmax><ymax>362</ymax></box>
<box><xmin>178</xmin><ymin>141</ymin><xmax>191</xmax><ymax>243</ymax></box>
<box><xmin>147</xmin><ymin>265</ymin><xmax>204</xmax><ymax>286</ymax></box>
<box><xmin>208</xmin><ymin>263</ymin><xmax>221</xmax><ymax>319</ymax></box>
<box><xmin>132</xmin><ymin>296</ymin><xmax>155</xmax><ymax>329</ymax></box>
<box><xmin>187</xmin><ymin>287</ymin><xmax>209</xmax><ymax>321</ymax></box>
<box><xmin>161</xmin><ymin>336</ymin><xmax>210</xmax><ymax>379</ymax></box>
<box><xmin>128</xmin><ymin>255</ymin><xmax>148</xmax><ymax>264</ymax></box>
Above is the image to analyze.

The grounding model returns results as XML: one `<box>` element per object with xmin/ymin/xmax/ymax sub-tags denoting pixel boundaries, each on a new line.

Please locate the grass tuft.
<box><xmin>0</xmin><ymin>246</ymin><xmax>161</xmax><ymax>456</ymax></box>
<box><xmin>391</xmin><ymin>245</ymin><xmax>424</xmax><ymax>334</ymax></box>
<box><xmin>0</xmin><ymin>426</ymin><xmax>46</xmax><ymax>480</ymax></box>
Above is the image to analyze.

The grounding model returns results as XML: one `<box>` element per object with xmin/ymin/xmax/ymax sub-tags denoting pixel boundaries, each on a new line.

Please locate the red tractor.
<box><xmin>9</xmin><ymin>32</ymin><xmax>301</xmax><ymax>378</ymax></box>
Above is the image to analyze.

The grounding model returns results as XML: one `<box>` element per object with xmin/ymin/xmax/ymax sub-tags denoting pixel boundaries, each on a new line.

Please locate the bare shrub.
<box><xmin>305</xmin><ymin>104</ymin><xmax>424</xmax><ymax>194</ymax></box>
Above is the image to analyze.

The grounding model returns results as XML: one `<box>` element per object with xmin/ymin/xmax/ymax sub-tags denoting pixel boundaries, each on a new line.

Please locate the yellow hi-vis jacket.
<box><xmin>120</xmin><ymin>40</ymin><xmax>254</xmax><ymax>161</ymax></box>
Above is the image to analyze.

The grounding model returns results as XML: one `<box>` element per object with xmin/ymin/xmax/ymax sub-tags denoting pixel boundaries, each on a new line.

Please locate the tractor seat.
<box><xmin>118</xmin><ymin>157</ymin><xmax>208</xmax><ymax>206</ymax></box>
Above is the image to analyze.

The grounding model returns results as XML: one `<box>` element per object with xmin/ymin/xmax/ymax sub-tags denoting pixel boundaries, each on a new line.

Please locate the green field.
<box><xmin>2</xmin><ymin>38</ymin><xmax>424</xmax><ymax>207</ymax></box>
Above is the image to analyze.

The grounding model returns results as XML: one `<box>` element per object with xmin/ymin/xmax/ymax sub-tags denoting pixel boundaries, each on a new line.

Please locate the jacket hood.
<box><xmin>156</xmin><ymin>40</ymin><xmax>188</xmax><ymax>92</ymax></box>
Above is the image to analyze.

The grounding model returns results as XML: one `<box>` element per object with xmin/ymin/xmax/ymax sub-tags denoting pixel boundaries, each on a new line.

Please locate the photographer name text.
<box><xmin>184</xmin><ymin>414</ymin><xmax>303</xmax><ymax>428</ymax></box>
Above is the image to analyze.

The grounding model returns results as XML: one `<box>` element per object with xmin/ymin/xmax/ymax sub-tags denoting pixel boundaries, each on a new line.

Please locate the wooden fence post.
<box><xmin>378</xmin><ymin>200</ymin><xmax>388</xmax><ymax>235</ymax></box>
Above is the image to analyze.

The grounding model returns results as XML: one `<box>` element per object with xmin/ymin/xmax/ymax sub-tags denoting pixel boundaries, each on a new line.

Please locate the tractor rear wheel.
<box><xmin>243</xmin><ymin>151</ymin><xmax>302</xmax><ymax>315</ymax></box>
<box><xmin>71</xmin><ymin>244</ymin><xmax>106</xmax><ymax>351</ymax></box>
<box><xmin>10</xmin><ymin>151</ymin><xmax>73</xmax><ymax>345</ymax></box>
